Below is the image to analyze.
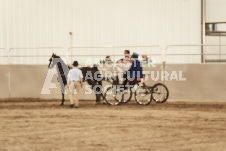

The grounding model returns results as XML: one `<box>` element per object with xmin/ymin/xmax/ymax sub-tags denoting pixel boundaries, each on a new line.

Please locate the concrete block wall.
<box><xmin>0</xmin><ymin>64</ymin><xmax>226</xmax><ymax>102</ymax></box>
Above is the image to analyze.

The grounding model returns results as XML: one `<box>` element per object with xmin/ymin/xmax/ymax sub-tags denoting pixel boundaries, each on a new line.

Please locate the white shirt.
<box><xmin>67</xmin><ymin>67</ymin><xmax>83</xmax><ymax>82</ymax></box>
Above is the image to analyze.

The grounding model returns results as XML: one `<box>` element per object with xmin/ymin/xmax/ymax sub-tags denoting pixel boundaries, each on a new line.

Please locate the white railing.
<box><xmin>68</xmin><ymin>45</ymin><xmax>163</xmax><ymax>64</ymax></box>
<box><xmin>9</xmin><ymin>47</ymin><xmax>66</xmax><ymax>64</ymax></box>
<box><xmin>0</xmin><ymin>48</ymin><xmax>8</xmax><ymax>62</ymax></box>
<box><xmin>2</xmin><ymin>44</ymin><xmax>226</xmax><ymax>98</ymax></box>
<box><xmin>164</xmin><ymin>44</ymin><xmax>226</xmax><ymax>64</ymax></box>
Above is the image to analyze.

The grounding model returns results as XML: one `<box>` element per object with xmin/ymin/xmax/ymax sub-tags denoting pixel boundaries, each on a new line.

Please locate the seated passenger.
<box><xmin>142</xmin><ymin>54</ymin><xmax>152</xmax><ymax>63</ymax></box>
<box><xmin>100</xmin><ymin>56</ymin><xmax>113</xmax><ymax>64</ymax></box>
<box><xmin>117</xmin><ymin>50</ymin><xmax>130</xmax><ymax>63</ymax></box>
<box><xmin>105</xmin><ymin>56</ymin><xmax>113</xmax><ymax>64</ymax></box>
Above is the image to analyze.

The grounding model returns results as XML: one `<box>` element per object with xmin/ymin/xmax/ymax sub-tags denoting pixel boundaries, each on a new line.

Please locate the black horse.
<box><xmin>48</xmin><ymin>53</ymin><xmax>103</xmax><ymax>105</ymax></box>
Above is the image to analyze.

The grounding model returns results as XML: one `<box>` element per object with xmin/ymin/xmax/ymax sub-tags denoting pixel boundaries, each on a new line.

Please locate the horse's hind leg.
<box><xmin>95</xmin><ymin>93</ymin><xmax>99</xmax><ymax>103</ymax></box>
<box><xmin>95</xmin><ymin>84</ymin><xmax>107</xmax><ymax>104</ymax></box>
<box><xmin>96</xmin><ymin>85</ymin><xmax>102</xmax><ymax>102</ymax></box>
<box><xmin>93</xmin><ymin>84</ymin><xmax>102</xmax><ymax>105</ymax></box>
<box><xmin>95</xmin><ymin>90</ymin><xmax>100</xmax><ymax>103</ymax></box>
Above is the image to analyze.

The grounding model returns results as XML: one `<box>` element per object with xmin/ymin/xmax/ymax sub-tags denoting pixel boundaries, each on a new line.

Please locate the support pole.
<box><xmin>201</xmin><ymin>0</ymin><xmax>206</xmax><ymax>63</ymax></box>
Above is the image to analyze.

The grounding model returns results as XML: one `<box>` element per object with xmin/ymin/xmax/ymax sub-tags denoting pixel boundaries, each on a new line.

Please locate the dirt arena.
<box><xmin>1</xmin><ymin>99</ymin><xmax>226</xmax><ymax>151</ymax></box>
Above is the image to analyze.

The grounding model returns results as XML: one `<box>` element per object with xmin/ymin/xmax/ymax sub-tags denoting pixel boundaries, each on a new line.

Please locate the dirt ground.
<box><xmin>0</xmin><ymin>99</ymin><xmax>226</xmax><ymax>151</ymax></box>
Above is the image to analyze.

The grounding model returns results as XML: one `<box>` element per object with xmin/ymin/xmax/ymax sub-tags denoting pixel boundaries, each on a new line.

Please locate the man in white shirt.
<box><xmin>67</xmin><ymin>61</ymin><xmax>83</xmax><ymax>108</ymax></box>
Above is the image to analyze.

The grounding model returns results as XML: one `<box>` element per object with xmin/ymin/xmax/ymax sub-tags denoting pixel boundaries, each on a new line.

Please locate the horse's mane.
<box><xmin>52</xmin><ymin>54</ymin><xmax>71</xmax><ymax>69</ymax></box>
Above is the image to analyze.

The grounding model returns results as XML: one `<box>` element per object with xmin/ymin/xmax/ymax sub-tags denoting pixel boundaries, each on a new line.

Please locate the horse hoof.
<box><xmin>94</xmin><ymin>102</ymin><xmax>101</xmax><ymax>105</ymax></box>
<box><xmin>94</xmin><ymin>101</ymin><xmax>106</xmax><ymax>105</ymax></box>
<box><xmin>60</xmin><ymin>103</ymin><xmax>64</xmax><ymax>106</ymax></box>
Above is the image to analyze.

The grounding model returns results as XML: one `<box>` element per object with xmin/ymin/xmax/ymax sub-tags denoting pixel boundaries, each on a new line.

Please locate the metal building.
<box><xmin>2</xmin><ymin>0</ymin><xmax>224</xmax><ymax>64</ymax></box>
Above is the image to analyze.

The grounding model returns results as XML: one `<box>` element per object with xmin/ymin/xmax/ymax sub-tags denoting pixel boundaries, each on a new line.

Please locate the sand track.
<box><xmin>1</xmin><ymin>100</ymin><xmax>226</xmax><ymax>151</ymax></box>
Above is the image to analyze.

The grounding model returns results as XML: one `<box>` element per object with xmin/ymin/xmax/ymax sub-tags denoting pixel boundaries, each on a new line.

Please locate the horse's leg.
<box><xmin>98</xmin><ymin>80</ymin><xmax>106</xmax><ymax>103</ymax></box>
<box><xmin>60</xmin><ymin>92</ymin><xmax>64</xmax><ymax>106</ymax></box>
<box><xmin>92</xmin><ymin>83</ymin><xmax>101</xmax><ymax>105</ymax></box>
<box><xmin>59</xmin><ymin>84</ymin><xmax>66</xmax><ymax>106</ymax></box>
<box><xmin>95</xmin><ymin>80</ymin><xmax>105</xmax><ymax>104</ymax></box>
<box><xmin>98</xmin><ymin>81</ymin><xmax>106</xmax><ymax>104</ymax></box>
<box><xmin>95</xmin><ymin>93</ymin><xmax>100</xmax><ymax>102</ymax></box>
<box><xmin>96</xmin><ymin>83</ymin><xmax>102</xmax><ymax>103</ymax></box>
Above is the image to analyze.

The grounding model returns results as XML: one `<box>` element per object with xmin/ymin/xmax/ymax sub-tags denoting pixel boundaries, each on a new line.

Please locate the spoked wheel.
<box><xmin>104</xmin><ymin>86</ymin><xmax>123</xmax><ymax>105</ymax></box>
<box><xmin>121</xmin><ymin>87</ymin><xmax>132</xmax><ymax>103</ymax></box>
<box><xmin>135</xmin><ymin>85</ymin><xmax>152</xmax><ymax>105</ymax></box>
<box><xmin>151</xmin><ymin>83</ymin><xmax>169</xmax><ymax>103</ymax></box>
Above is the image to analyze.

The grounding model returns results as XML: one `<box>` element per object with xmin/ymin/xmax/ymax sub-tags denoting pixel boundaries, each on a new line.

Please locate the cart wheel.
<box><xmin>135</xmin><ymin>85</ymin><xmax>152</xmax><ymax>105</ymax></box>
<box><xmin>152</xmin><ymin>83</ymin><xmax>169</xmax><ymax>103</ymax></box>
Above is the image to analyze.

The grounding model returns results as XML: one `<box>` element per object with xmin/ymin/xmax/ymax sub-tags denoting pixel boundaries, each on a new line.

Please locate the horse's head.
<box><xmin>48</xmin><ymin>53</ymin><xmax>60</xmax><ymax>69</ymax></box>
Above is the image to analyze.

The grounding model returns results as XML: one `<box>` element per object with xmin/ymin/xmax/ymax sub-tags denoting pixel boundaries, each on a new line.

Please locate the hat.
<box><xmin>131</xmin><ymin>52</ymin><xmax>139</xmax><ymax>58</ymax></box>
<box><xmin>72</xmin><ymin>61</ymin><xmax>79</xmax><ymax>66</ymax></box>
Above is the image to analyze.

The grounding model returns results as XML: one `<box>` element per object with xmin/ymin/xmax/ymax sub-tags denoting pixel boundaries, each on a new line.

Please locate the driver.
<box><xmin>123</xmin><ymin>52</ymin><xmax>143</xmax><ymax>88</ymax></box>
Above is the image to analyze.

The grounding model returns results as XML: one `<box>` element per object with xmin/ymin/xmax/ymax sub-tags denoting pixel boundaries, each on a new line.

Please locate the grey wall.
<box><xmin>0</xmin><ymin>64</ymin><xmax>226</xmax><ymax>102</ymax></box>
<box><xmin>165</xmin><ymin>64</ymin><xmax>226</xmax><ymax>102</ymax></box>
